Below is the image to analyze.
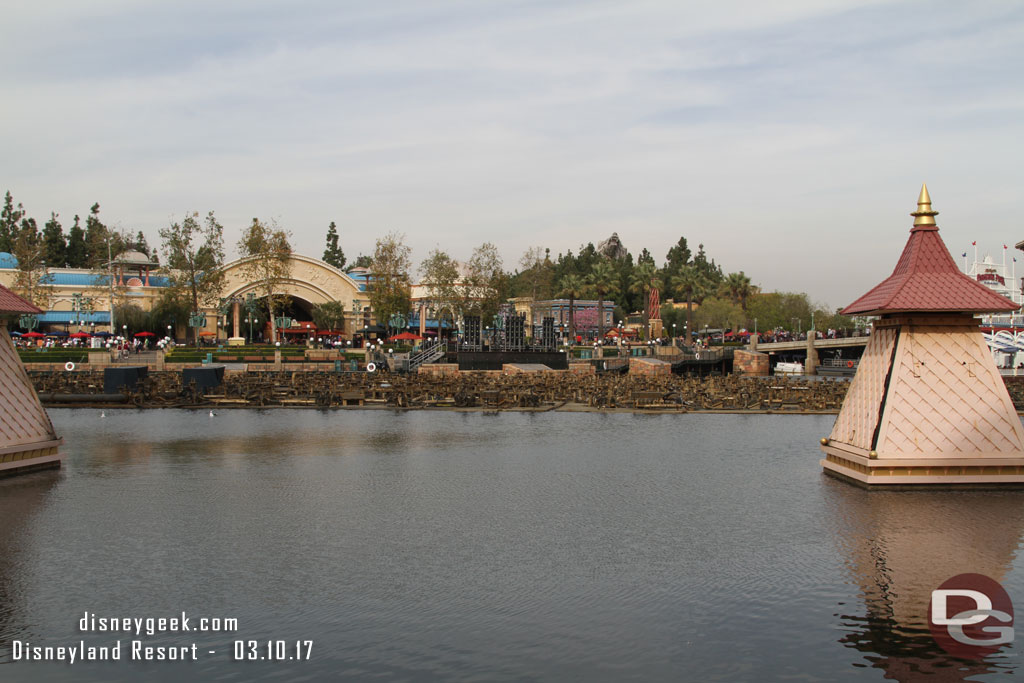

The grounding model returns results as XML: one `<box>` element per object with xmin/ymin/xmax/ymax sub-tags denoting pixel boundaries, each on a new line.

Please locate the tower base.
<box><xmin>821</xmin><ymin>443</ymin><xmax>1024</xmax><ymax>487</ymax></box>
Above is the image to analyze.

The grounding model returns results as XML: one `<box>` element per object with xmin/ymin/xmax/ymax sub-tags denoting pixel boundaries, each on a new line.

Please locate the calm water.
<box><xmin>1</xmin><ymin>409</ymin><xmax>1022</xmax><ymax>682</ymax></box>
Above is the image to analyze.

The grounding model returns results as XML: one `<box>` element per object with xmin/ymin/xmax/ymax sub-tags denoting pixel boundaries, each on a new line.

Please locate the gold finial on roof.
<box><xmin>911</xmin><ymin>182</ymin><xmax>938</xmax><ymax>228</ymax></box>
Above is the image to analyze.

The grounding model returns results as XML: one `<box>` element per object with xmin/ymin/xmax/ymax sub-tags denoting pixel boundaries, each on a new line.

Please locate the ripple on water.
<box><xmin>0</xmin><ymin>409</ymin><xmax>1020</xmax><ymax>682</ymax></box>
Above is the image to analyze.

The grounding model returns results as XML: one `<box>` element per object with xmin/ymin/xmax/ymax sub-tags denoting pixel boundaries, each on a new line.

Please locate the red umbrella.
<box><xmin>134</xmin><ymin>331</ymin><xmax>156</xmax><ymax>337</ymax></box>
<box><xmin>388</xmin><ymin>332</ymin><xmax>423</xmax><ymax>341</ymax></box>
<box><xmin>70</xmin><ymin>332</ymin><xmax>92</xmax><ymax>339</ymax></box>
<box><xmin>199</xmin><ymin>331</ymin><xmax>217</xmax><ymax>336</ymax></box>
<box><xmin>22</xmin><ymin>331</ymin><xmax>45</xmax><ymax>338</ymax></box>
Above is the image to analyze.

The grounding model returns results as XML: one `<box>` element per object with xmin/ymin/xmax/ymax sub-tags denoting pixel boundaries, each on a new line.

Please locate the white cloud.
<box><xmin>1</xmin><ymin>0</ymin><xmax>1022</xmax><ymax>305</ymax></box>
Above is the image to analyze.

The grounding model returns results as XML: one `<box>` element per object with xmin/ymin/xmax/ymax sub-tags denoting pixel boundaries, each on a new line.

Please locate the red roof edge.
<box><xmin>0</xmin><ymin>284</ymin><xmax>43</xmax><ymax>315</ymax></box>
<box><xmin>842</xmin><ymin>190</ymin><xmax>1020</xmax><ymax>316</ymax></box>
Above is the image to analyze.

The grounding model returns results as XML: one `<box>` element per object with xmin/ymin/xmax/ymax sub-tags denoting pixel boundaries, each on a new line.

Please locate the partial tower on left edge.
<box><xmin>0</xmin><ymin>283</ymin><xmax>64</xmax><ymax>477</ymax></box>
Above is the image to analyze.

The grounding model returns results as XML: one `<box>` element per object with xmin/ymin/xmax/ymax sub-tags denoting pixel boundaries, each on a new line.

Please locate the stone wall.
<box><xmin>629</xmin><ymin>357</ymin><xmax>671</xmax><ymax>376</ymax></box>
<box><xmin>733</xmin><ymin>349</ymin><xmax>769</xmax><ymax>376</ymax></box>
<box><xmin>568</xmin><ymin>362</ymin><xmax>596</xmax><ymax>375</ymax></box>
<box><xmin>418</xmin><ymin>363</ymin><xmax>460</xmax><ymax>377</ymax></box>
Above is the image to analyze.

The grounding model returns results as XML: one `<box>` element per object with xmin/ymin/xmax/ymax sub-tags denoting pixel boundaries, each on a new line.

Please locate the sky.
<box><xmin>2</xmin><ymin>0</ymin><xmax>1022</xmax><ymax>307</ymax></box>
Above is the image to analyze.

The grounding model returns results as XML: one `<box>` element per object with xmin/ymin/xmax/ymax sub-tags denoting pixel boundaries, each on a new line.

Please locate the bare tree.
<box><xmin>159</xmin><ymin>211</ymin><xmax>226</xmax><ymax>346</ymax></box>
<box><xmin>463</xmin><ymin>242</ymin><xmax>506</xmax><ymax>322</ymax></box>
<box><xmin>420</xmin><ymin>247</ymin><xmax>461</xmax><ymax>334</ymax></box>
<box><xmin>368</xmin><ymin>231</ymin><xmax>412</xmax><ymax>335</ymax></box>
<box><xmin>237</xmin><ymin>218</ymin><xmax>292</xmax><ymax>343</ymax></box>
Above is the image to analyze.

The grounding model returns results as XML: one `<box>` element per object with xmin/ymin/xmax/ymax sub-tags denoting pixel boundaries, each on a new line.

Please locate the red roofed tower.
<box><xmin>0</xmin><ymin>283</ymin><xmax>64</xmax><ymax>476</ymax></box>
<box><xmin>820</xmin><ymin>185</ymin><xmax>1024</xmax><ymax>487</ymax></box>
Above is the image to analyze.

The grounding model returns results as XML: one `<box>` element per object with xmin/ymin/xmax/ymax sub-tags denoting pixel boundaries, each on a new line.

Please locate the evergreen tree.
<box><xmin>18</xmin><ymin>216</ymin><xmax>39</xmax><ymax>243</ymax></box>
<box><xmin>0</xmin><ymin>191</ymin><xmax>25</xmax><ymax>253</ymax></box>
<box><xmin>664</xmin><ymin>236</ymin><xmax>691</xmax><ymax>272</ymax></box>
<box><xmin>66</xmin><ymin>215</ymin><xmax>87</xmax><ymax>267</ymax></box>
<box><xmin>350</xmin><ymin>254</ymin><xmax>372</xmax><ymax>269</ymax></box>
<box><xmin>692</xmin><ymin>243</ymin><xmax>723</xmax><ymax>285</ymax></box>
<box><xmin>322</xmin><ymin>221</ymin><xmax>346</xmax><ymax>269</ymax></box>
<box><xmin>133</xmin><ymin>230</ymin><xmax>150</xmax><ymax>255</ymax></box>
<box><xmin>42</xmin><ymin>212</ymin><xmax>67</xmax><ymax>267</ymax></box>
<box><xmin>84</xmin><ymin>203</ymin><xmax>109</xmax><ymax>267</ymax></box>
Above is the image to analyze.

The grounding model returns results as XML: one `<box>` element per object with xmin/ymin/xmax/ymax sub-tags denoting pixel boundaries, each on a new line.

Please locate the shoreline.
<box><xmin>41</xmin><ymin>400</ymin><xmax>842</xmax><ymax>415</ymax></box>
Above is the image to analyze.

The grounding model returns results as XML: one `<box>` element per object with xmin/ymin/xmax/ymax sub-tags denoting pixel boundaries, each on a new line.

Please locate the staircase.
<box><xmin>407</xmin><ymin>340</ymin><xmax>448</xmax><ymax>373</ymax></box>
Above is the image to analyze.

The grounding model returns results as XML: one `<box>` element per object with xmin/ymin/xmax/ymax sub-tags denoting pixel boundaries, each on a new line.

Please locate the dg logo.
<box><xmin>929</xmin><ymin>573</ymin><xmax>1014</xmax><ymax>659</ymax></box>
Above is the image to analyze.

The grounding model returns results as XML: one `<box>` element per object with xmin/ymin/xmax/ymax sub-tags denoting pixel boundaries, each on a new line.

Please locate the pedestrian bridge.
<box><xmin>751</xmin><ymin>336</ymin><xmax>870</xmax><ymax>353</ymax></box>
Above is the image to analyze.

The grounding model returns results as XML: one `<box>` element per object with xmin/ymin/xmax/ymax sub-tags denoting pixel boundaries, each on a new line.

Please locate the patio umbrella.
<box><xmin>22</xmin><ymin>331</ymin><xmax>45</xmax><ymax>338</ymax></box>
<box><xmin>93</xmin><ymin>331</ymin><xmax>112</xmax><ymax>337</ymax></box>
<box><xmin>199</xmin><ymin>331</ymin><xmax>217</xmax><ymax>336</ymax></box>
<box><xmin>48</xmin><ymin>331</ymin><xmax>69</xmax><ymax>337</ymax></box>
<box><xmin>388</xmin><ymin>332</ymin><xmax>423</xmax><ymax>341</ymax></box>
<box><xmin>134</xmin><ymin>331</ymin><xmax>156</xmax><ymax>337</ymax></box>
<box><xmin>70</xmin><ymin>332</ymin><xmax>92</xmax><ymax>339</ymax></box>
<box><xmin>10</xmin><ymin>331</ymin><xmax>22</xmax><ymax>336</ymax></box>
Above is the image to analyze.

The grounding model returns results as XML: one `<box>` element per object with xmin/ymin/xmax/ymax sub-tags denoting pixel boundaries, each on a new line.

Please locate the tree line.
<box><xmin>3</xmin><ymin>187</ymin><xmax>854</xmax><ymax>344</ymax></box>
<box><xmin>359</xmin><ymin>227</ymin><xmax>855</xmax><ymax>342</ymax></box>
<box><xmin>0</xmin><ymin>191</ymin><xmax>155</xmax><ymax>270</ymax></box>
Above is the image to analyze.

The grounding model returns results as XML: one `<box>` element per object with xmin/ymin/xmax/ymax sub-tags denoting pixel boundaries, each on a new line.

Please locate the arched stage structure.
<box><xmin>219</xmin><ymin>254</ymin><xmax>368</xmax><ymax>341</ymax></box>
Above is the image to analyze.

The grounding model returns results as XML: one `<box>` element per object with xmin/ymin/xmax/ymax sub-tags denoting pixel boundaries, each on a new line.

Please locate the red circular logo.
<box><xmin>929</xmin><ymin>573</ymin><xmax>1014</xmax><ymax>659</ymax></box>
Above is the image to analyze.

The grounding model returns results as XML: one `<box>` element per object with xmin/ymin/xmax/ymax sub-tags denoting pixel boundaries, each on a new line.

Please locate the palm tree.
<box><xmin>724</xmin><ymin>271</ymin><xmax>754</xmax><ymax>311</ymax></box>
<box><xmin>587</xmin><ymin>260</ymin><xmax>619</xmax><ymax>340</ymax></box>
<box><xmin>671</xmin><ymin>265</ymin><xmax>710</xmax><ymax>344</ymax></box>
<box><xmin>628</xmin><ymin>261</ymin><xmax>661</xmax><ymax>338</ymax></box>
<box><xmin>558</xmin><ymin>273</ymin><xmax>587</xmax><ymax>344</ymax></box>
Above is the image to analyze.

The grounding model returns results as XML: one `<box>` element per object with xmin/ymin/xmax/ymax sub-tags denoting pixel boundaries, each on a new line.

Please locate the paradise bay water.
<box><xmin>1</xmin><ymin>409</ymin><xmax>1022</xmax><ymax>682</ymax></box>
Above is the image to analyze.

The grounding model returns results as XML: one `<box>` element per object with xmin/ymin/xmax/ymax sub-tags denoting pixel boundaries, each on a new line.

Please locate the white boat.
<box><xmin>774</xmin><ymin>361</ymin><xmax>804</xmax><ymax>376</ymax></box>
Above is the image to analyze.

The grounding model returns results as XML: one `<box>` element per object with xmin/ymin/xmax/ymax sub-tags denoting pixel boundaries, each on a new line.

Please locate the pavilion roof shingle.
<box><xmin>843</xmin><ymin>188</ymin><xmax>1018</xmax><ymax>315</ymax></box>
<box><xmin>0</xmin><ymin>284</ymin><xmax>42</xmax><ymax>315</ymax></box>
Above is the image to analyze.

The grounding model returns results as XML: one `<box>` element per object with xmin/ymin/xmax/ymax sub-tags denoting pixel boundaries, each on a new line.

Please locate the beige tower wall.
<box><xmin>828</xmin><ymin>325</ymin><xmax>898</xmax><ymax>452</ymax></box>
<box><xmin>877</xmin><ymin>315</ymin><xmax>1024</xmax><ymax>458</ymax></box>
<box><xmin>822</xmin><ymin>314</ymin><xmax>1024</xmax><ymax>486</ymax></box>
<box><xmin>0</xmin><ymin>321</ymin><xmax>63</xmax><ymax>474</ymax></box>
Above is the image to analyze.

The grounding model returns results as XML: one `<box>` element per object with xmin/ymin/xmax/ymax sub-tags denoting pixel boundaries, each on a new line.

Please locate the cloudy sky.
<box><xmin>2</xmin><ymin>0</ymin><xmax>1021</xmax><ymax>306</ymax></box>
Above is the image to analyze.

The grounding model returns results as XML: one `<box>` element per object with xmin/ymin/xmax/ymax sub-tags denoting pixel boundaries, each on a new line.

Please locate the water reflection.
<box><xmin>824</xmin><ymin>479</ymin><xmax>1024</xmax><ymax>680</ymax></box>
<box><xmin>0</xmin><ymin>472</ymin><xmax>60</xmax><ymax>642</ymax></box>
